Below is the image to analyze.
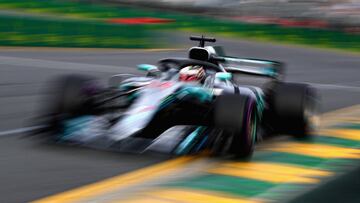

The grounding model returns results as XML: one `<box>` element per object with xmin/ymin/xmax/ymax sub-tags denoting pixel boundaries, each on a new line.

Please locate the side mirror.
<box><xmin>137</xmin><ymin>64</ymin><xmax>158</xmax><ymax>72</ymax></box>
<box><xmin>137</xmin><ymin>64</ymin><xmax>161</xmax><ymax>77</ymax></box>
<box><xmin>215</xmin><ymin>72</ymin><xmax>232</xmax><ymax>81</ymax></box>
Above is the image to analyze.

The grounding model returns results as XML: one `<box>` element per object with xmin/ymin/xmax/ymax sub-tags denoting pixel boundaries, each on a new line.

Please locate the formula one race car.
<box><xmin>38</xmin><ymin>36</ymin><xmax>318</xmax><ymax>158</ymax></box>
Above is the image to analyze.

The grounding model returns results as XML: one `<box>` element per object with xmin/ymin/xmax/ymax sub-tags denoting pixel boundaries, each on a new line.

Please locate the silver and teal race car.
<box><xmin>37</xmin><ymin>36</ymin><xmax>318</xmax><ymax>159</ymax></box>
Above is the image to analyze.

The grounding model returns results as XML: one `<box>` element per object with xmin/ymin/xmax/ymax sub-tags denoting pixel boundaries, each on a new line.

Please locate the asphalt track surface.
<box><xmin>0</xmin><ymin>38</ymin><xmax>360</xmax><ymax>203</ymax></box>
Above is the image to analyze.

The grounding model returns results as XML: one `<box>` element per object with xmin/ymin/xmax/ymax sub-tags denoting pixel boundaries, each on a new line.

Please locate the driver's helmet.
<box><xmin>179</xmin><ymin>65</ymin><xmax>205</xmax><ymax>82</ymax></box>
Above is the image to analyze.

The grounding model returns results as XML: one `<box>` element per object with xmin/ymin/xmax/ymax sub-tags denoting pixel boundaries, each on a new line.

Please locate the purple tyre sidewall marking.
<box><xmin>81</xmin><ymin>82</ymin><xmax>102</xmax><ymax>96</ymax></box>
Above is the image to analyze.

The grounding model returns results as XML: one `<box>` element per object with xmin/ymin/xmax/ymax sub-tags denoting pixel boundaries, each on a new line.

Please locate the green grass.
<box><xmin>0</xmin><ymin>0</ymin><xmax>360</xmax><ymax>52</ymax></box>
<box><xmin>0</xmin><ymin>15</ymin><xmax>153</xmax><ymax>48</ymax></box>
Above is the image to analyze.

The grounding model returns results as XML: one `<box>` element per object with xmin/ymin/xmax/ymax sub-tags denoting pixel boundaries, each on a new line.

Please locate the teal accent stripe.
<box><xmin>158</xmin><ymin>95</ymin><xmax>176</xmax><ymax>110</ymax></box>
<box><xmin>175</xmin><ymin>127</ymin><xmax>205</xmax><ymax>155</ymax></box>
<box><xmin>61</xmin><ymin>116</ymin><xmax>93</xmax><ymax>139</ymax></box>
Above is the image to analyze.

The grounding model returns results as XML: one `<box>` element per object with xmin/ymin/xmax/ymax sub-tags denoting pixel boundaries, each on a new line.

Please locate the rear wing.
<box><xmin>221</xmin><ymin>57</ymin><xmax>285</xmax><ymax>80</ymax></box>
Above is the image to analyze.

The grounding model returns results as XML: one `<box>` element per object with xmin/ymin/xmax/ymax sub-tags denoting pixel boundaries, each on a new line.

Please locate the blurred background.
<box><xmin>0</xmin><ymin>1</ymin><xmax>360</xmax><ymax>203</ymax></box>
<box><xmin>0</xmin><ymin>0</ymin><xmax>359</xmax><ymax>51</ymax></box>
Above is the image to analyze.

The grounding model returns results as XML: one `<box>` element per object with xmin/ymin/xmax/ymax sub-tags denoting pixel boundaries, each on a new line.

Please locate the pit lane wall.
<box><xmin>1</xmin><ymin>0</ymin><xmax>360</xmax><ymax>52</ymax></box>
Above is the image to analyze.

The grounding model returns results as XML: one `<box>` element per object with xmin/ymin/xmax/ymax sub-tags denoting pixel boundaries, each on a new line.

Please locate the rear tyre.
<box><xmin>267</xmin><ymin>82</ymin><xmax>318</xmax><ymax>138</ymax></box>
<box><xmin>214</xmin><ymin>94</ymin><xmax>257</xmax><ymax>159</ymax></box>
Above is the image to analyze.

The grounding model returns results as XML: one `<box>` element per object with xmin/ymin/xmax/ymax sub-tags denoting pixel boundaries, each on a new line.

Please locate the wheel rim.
<box><xmin>251</xmin><ymin>113</ymin><xmax>257</xmax><ymax>144</ymax></box>
<box><xmin>248</xmin><ymin>111</ymin><xmax>257</xmax><ymax>145</ymax></box>
<box><xmin>246</xmin><ymin>101</ymin><xmax>257</xmax><ymax>146</ymax></box>
<box><xmin>304</xmin><ymin>89</ymin><xmax>319</xmax><ymax>134</ymax></box>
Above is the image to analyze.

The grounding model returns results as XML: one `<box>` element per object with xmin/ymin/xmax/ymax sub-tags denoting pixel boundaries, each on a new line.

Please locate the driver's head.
<box><xmin>179</xmin><ymin>65</ymin><xmax>205</xmax><ymax>82</ymax></box>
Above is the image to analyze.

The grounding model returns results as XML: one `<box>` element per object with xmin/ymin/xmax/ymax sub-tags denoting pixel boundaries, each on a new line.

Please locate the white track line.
<box><xmin>308</xmin><ymin>83</ymin><xmax>360</xmax><ymax>92</ymax></box>
<box><xmin>1</xmin><ymin>56</ymin><xmax>360</xmax><ymax>92</ymax></box>
<box><xmin>0</xmin><ymin>125</ymin><xmax>44</xmax><ymax>137</ymax></box>
<box><xmin>0</xmin><ymin>56</ymin><xmax>135</xmax><ymax>73</ymax></box>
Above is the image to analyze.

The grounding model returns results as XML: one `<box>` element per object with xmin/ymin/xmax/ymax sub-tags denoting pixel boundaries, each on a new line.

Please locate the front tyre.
<box><xmin>214</xmin><ymin>94</ymin><xmax>257</xmax><ymax>159</ymax></box>
<box><xmin>45</xmin><ymin>75</ymin><xmax>99</xmax><ymax>136</ymax></box>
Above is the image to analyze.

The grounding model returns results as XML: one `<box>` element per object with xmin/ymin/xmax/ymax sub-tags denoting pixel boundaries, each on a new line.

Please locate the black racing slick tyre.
<box><xmin>268</xmin><ymin>82</ymin><xmax>318</xmax><ymax>138</ymax></box>
<box><xmin>45</xmin><ymin>75</ymin><xmax>98</xmax><ymax>135</ymax></box>
<box><xmin>214</xmin><ymin>94</ymin><xmax>258</xmax><ymax>159</ymax></box>
<box><xmin>52</xmin><ymin>75</ymin><xmax>97</xmax><ymax>115</ymax></box>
